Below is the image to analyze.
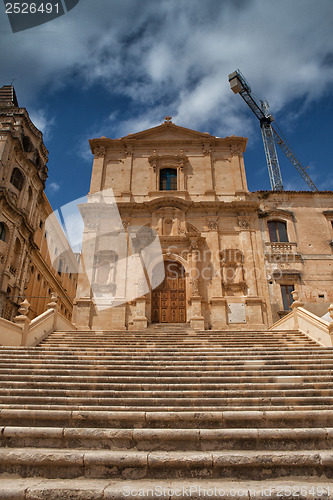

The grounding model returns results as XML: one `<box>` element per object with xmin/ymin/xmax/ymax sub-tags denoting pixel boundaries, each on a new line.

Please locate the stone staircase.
<box><xmin>0</xmin><ymin>326</ymin><xmax>332</xmax><ymax>498</ymax></box>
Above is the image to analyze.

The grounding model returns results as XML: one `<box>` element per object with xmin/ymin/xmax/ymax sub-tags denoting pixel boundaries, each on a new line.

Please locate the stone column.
<box><xmin>206</xmin><ymin>220</ymin><xmax>227</xmax><ymax>329</ymax></box>
<box><xmin>203</xmin><ymin>144</ymin><xmax>215</xmax><ymax>199</ymax></box>
<box><xmin>189</xmin><ymin>239</ymin><xmax>205</xmax><ymax>330</ymax></box>
<box><xmin>89</xmin><ymin>147</ymin><xmax>105</xmax><ymax>193</ymax></box>
<box><xmin>178</xmin><ymin>153</ymin><xmax>185</xmax><ymax>191</ymax></box>
<box><xmin>121</xmin><ymin>147</ymin><xmax>133</xmax><ymax>201</ymax></box>
<box><xmin>131</xmin><ymin>278</ymin><xmax>148</xmax><ymax>330</ymax></box>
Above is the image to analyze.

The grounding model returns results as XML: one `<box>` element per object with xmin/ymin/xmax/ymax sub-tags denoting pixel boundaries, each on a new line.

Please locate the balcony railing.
<box><xmin>265</xmin><ymin>242</ymin><xmax>298</xmax><ymax>253</ymax></box>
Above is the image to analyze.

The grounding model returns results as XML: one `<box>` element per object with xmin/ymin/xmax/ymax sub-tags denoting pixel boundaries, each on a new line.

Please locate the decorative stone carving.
<box><xmin>192</xmin><ymin>278</ymin><xmax>199</xmax><ymax>296</ymax></box>
<box><xmin>207</xmin><ymin>220</ymin><xmax>218</xmax><ymax>231</ymax></box>
<box><xmin>94</xmin><ymin>147</ymin><xmax>105</xmax><ymax>159</ymax></box>
<box><xmin>238</xmin><ymin>217</ymin><xmax>250</xmax><ymax>229</ymax></box>
<box><xmin>202</xmin><ymin>143</ymin><xmax>211</xmax><ymax>156</ymax></box>
<box><xmin>124</xmin><ymin>145</ymin><xmax>134</xmax><ymax>157</ymax></box>
<box><xmin>230</xmin><ymin>144</ymin><xmax>240</xmax><ymax>156</ymax></box>
<box><xmin>221</xmin><ymin>249</ymin><xmax>247</xmax><ymax>296</ymax></box>
<box><xmin>155</xmin><ymin>207</ymin><xmax>186</xmax><ymax>236</ymax></box>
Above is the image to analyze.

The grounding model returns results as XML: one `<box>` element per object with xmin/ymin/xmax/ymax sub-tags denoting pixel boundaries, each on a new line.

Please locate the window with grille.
<box><xmin>268</xmin><ymin>220</ymin><xmax>288</xmax><ymax>242</ymax></box>
<box><xmin>159</xmin><ymin>168</ymin><xmax>177</xmax><ymax>191</ymax></box>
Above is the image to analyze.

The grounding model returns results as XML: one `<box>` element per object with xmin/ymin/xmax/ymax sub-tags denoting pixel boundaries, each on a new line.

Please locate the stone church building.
<box><xmin>72</xmin><ymin>117</ymin><xmax>333</xmax><ymax>331</ymax></box>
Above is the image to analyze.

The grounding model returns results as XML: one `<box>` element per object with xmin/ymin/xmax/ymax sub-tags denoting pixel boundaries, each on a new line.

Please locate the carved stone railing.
<box><xmin>265</xmin><ymin>242</ymin><xmax>298</xmax><ymax>253</ymax></box>
<box><xmin>0</xmin><ymin>293</ymin><xmax>76</xmax><ymax>347</ymax></box>
<box><xmin>269</xmin><ymin>291</ymin><xmax>333</xmax><ymax>347</ymax></box>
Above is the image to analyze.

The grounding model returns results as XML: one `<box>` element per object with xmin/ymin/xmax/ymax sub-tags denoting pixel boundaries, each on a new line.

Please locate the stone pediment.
<box><xmin>123</xmin><ymin>123</ymin><xmax>216</xmax><ymax>143</ymax></box>
<box><xmin>145</xmin><ymin>196</ymin><xmax>192</xmax><ymax>211</ymax></box>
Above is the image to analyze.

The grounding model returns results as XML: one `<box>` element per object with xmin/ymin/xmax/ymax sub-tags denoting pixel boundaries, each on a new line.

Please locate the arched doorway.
<box><xmin>152</xmin><ymin>261</ymin><xmax>186</xmax><ymax>323</ymax></box>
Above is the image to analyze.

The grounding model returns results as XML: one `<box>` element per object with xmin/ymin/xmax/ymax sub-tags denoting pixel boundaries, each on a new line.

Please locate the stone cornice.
<box><xmin>89</xmin><ymin>124</ymin><xmax>248</xmax><ymax>155</ymax></box>
<box><xmin>114</xmin><ymin>198</ymin><xmax>260</xmax><ymax>213</ymax></box>
<box><xmin>148</xmin><ymin>153</ymin><xmax>187</xmax><ymax>171</ymax></box>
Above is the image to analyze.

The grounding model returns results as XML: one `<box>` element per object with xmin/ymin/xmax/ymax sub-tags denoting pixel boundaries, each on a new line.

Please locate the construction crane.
<box><xmin>228</xmin><ymin>69</ymin><xmax>318</xmax><ymax>192</ymax></box>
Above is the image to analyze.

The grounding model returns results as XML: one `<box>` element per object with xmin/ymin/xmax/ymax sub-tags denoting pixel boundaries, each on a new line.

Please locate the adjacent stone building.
<box><xmin>0</xmin><ymin>85</ymin><xmax>77</xmax><ymax>321</ymax></box>
<box><xmin>73</xmin><ymin>118</ymin><xmax>333</xmax><ymax>330</ymax></box>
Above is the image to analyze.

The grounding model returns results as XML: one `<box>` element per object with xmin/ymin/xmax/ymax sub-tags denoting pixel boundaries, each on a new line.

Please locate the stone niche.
<box><xmin>152</xmin><ymin>207</ymin><xmax>186</xmax><ymax>236</ymax></box>
<box><xmin>221</xmin><ymin>248</ymin><xmax>247</xmax><ymax>296</ymax></box>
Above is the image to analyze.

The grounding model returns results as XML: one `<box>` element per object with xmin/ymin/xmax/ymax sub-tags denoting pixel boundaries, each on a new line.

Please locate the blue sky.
<box><xmin>1</xmin><ymin>0</ymin><xmax>333</xmax><ymax>210</ymax></box>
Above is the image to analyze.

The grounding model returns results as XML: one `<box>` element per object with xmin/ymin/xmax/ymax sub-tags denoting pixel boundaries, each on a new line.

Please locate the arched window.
<box><xmin>160</xmin><ymin>168</ymin><xmax>177</xmax><ymax>191</ymax></box>
<box><xmin>268</xmin><ymin>220</ymin><xmax>288</xmax><ymax>242</ymax></box>
<box><xmin>22</xmin><ymin>136</ymin><xmax>33</xmax><ymax>153</ymax></box>
<box><xmin>0</xmin><ymin>223</ymin><xmax>6</xmax><ymax>242</ymax></box>
<box><xmin>10</xmin><ymin>168</ymin><xmax>25</xmax><ymax>191</ymax></box>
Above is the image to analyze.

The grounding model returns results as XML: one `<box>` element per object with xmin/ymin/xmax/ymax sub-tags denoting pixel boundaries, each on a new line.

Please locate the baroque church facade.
<box><xmin>72</xmin><ymin>117</ymin><xmax>333</xmax><ymax>331</ymax></box>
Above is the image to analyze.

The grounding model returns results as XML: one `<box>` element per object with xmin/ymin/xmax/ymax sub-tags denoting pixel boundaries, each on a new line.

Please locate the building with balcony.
<box><xmin>73</xmin><ymin>117</ymin><xmax>333</xmax><ymax>330</ymax></box>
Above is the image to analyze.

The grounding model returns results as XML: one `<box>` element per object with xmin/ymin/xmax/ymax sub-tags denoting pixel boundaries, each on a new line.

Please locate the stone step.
<box><xmin>0</xmin><ymin>327</ymin><xmax>331</xmax><ymax>492</ymax></box>
<box><xmin>1</xmin><ymin>374</ymin><xmax>332</xmax><ymax>384</ymax></box>
<box><xmin>2</xmin><ymin>426</ymin><xmax>333</xmax><ymax>451</ymax></box>
<box><xmin>1</xmin><ymin>365</ymin><xmax>332</xmax><ymax>376</ymax></box>
<box><xmin>1</xmin><ymin>354</ymin><xmax>332</xmax><ymax>363</ymax></box>
<box><xmin>1</xmin><ymin>356</ymin><xmax>330</xmax><ymax>364</ymax></box>
<box><xmin>2</xmin><ymin>381</ymin><xmax>333</xmax><ymax>391</ymax></box>
<box><xmin>1</xmin><ymin>358</ymin><xmax>332</xmax><ymax>367</ymax></box>
<box><xmin>0</xmin><ymin>447</ymin><xmax>331</xmax><ymax>480</ymax></box>
<box><xmin>31</xmin><ymin>330</ymin><xmax>307</xmax><ymax>333</ymax></box>
<box><xmin>0</xmin><ymin>477</ymin><xmax>331</xmax><ymax>500</ymax></box>
<box><xmin>41</xmin><ymin>339</ymin><xmax>312</xmax><ymax>344</ymax></box>
<box><xmin>38</xmin><ymin>342</ymin><xmax>319</xmax><ymax>348</ymax></box>
<box><xmin>33</xmin><ymin>345</ymin><xmax>326</xmax><ymax>351</ymax></box>
<box><xmin>4</xmin><ymin>404</ymin><xmax>333</xmax><ymax>413</ymax></box>
<box><xmin>1</xmin><ymin>347</ymin><xmax>329</xmax><ymax>354</ymax></box>
<box><xmin>2</xmin><ymin>385</ymin><xmax>333</xmax><ymax>396</ymax></box>
<box><xmin>2</xmin><ymin>408</ymin><xmax>333</xmax><ymax>429</ymax></box>
<box><xmin>39</xmin><ymin>336</ymin><xmax>316</xmax><ymax>341</ymax></box>
<box><xmin>1</xmin><ymin>365</ymin><xmax>331</xmax><ymax>376</ymax></box>
<box><xmin>1</xmin><ymin>395</ymin><xmax>333</xmax><ymax>408</ymax></box>
<box><xmin>8</xmin><ymin>345</ymin><xmax>329</xmax><ymax>351</ymax></box>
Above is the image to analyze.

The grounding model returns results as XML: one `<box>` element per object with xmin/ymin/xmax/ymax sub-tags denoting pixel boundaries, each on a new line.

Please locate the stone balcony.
<box><xmin>265</xmin><ymin>242</ymin><xmax>302</xmax><ymax>263</ymax></box>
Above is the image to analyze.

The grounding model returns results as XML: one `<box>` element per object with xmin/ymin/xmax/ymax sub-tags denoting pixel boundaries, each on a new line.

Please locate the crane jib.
<box><xmin>228</xmin><ymin>69</ymin><xmax>318</xmax><ymax>192</ymax></box>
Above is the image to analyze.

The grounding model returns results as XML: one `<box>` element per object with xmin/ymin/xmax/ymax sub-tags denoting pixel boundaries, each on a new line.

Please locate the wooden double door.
<box><xmin>152</xmin><ymin>261</ymin><xmax>186</xmax><ymax>323</ymax></box>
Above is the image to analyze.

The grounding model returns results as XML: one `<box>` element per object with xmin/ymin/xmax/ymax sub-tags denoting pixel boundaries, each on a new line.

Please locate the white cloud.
<box><xmin>47</xmin><ymin>181</ymin><xmax>60</xmax><ymax>193</ymax></box>
<box><xmin>29</xmin><ymin>109</ymin><xmax>55</xmax><ymax>141</ymax></box>
<box><xmin>1</xmin><ymin>0</ymin><xmax>333</xmax><ymax>140</ymax></box>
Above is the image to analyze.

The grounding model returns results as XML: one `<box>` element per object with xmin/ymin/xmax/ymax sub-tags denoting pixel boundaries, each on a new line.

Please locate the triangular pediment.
<box><xmin>122</xmin><ymin>123</ymin><xmax>216</xmax><ymax>142</ymax></box>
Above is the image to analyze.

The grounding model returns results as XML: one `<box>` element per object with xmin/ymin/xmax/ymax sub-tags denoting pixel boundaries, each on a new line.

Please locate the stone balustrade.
<box><xmin>0</xmin><ymin>293</ymin><xmax>76</xmax><ymax>346</ymax></box>
<box><xmin>269</xmin><ymin>291</ymin><xmax>333</xmax><ymax>347</ymax></box>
